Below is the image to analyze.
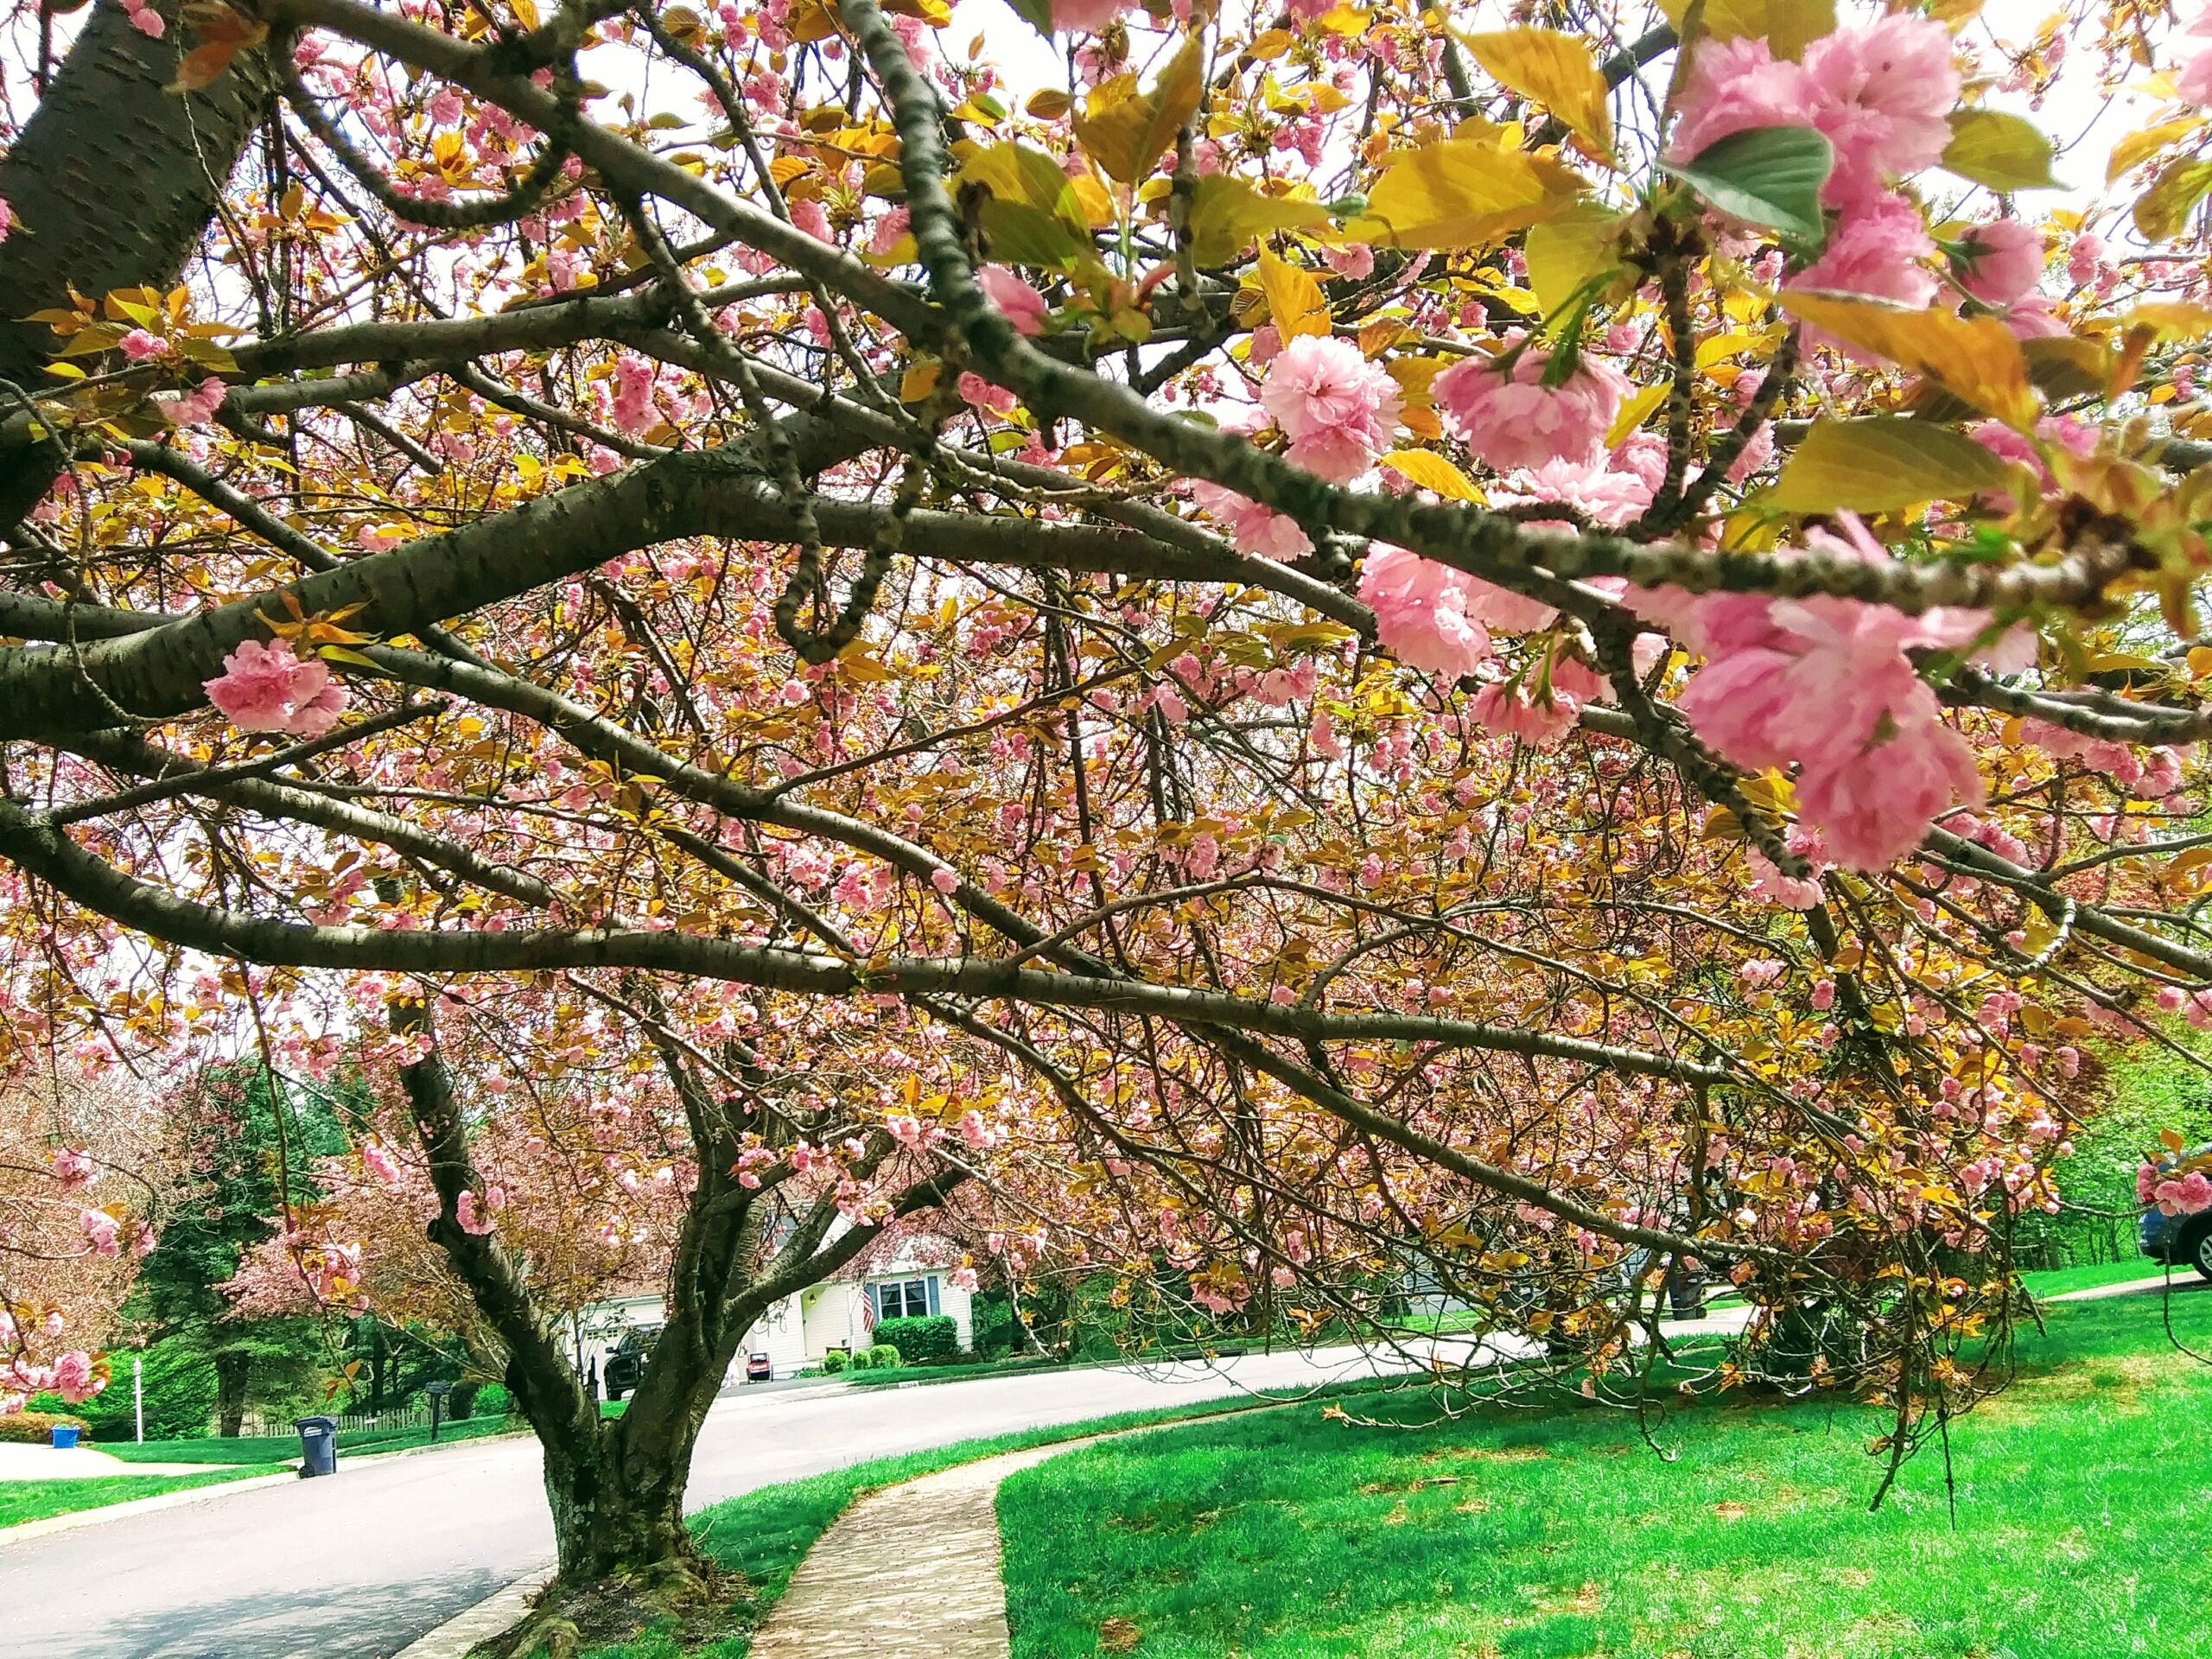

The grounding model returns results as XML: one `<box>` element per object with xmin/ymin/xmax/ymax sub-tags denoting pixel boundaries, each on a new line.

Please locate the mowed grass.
<box><xmin>999</xmin><ymin>1293</ymin><xmax>2212</xmax><ymax>1659</ymax></box>
<box><xmin>0</xmin><ymin>1467</ymin><xmax>263</xmax><ymax>1528</ymax></box>
<box><xmin>102</xmin><ymin>1412</ymin><xmax>524</xmax><ymax>1465</ymax></box>
<box><xmin>575</xmin><ymin>1394</ymin><xmax>1338</xmax><ymax>1659</ymax></box>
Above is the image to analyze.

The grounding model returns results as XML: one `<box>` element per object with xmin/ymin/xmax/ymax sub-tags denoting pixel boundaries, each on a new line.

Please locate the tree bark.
<box><xmin>214</xmin><ymin>1348</ymin><xmax>249</xmax><ymax>1438</ymax></box>
<box><xmin>0</xmin><ymin>3</ymin><xmax>272</xmax><ymax>518</ymax></box>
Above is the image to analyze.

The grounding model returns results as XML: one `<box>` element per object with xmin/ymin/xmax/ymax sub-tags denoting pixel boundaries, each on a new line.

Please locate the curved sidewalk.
<box><xmin>747</xmin><ymin>1434</ymin><xmax>1109</xmax><ymax>1659</ymax></box>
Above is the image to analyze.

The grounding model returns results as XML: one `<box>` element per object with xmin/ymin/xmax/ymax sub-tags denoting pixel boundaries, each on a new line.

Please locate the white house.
<box><xmin>574</xmin><ymin>1235</ymin><xmax>974</xmax><ymax>1387</ymax></box>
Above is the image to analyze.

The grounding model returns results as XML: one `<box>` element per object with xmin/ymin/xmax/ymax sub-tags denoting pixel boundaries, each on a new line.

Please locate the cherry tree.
<box><xmin>3</xmin><ymin>0</ymin><xmax>2212</xmax><ymax>1617</ymax></box>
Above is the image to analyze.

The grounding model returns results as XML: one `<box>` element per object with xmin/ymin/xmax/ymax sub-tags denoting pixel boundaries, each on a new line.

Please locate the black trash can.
<box><xmin>295</xmin><ymin>1415</ymin><xmax>339</xmax><ymax>1478</ymax></box>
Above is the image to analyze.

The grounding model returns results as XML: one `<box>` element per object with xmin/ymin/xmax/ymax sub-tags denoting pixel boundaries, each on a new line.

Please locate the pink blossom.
<box><xmin>2066</xmin><ymin>232</ymin><xmax>2106</xmax><ymax>285</ymax></box>
<box><xmin>1357</xmin><ymin>545</ymin><xmax>1491</xmax><ymax>678</ymax></box>
<box><xmin>930</xmin><ymin>868</ymin><xmax>959</xmax><ymax>894</ymax></box>
<box><xmin>1433</xmin><ymin>344</ymin><xmax>1623</xmax><ymax>472</ymax></box>
<box><xmin>0</xmin><ymin>196</ymin><xmax>12</xmax><ymax>244</ymax></box>
<box><xmin>1793</xmin><ymin>707</ymin><xmax>1983</xmax><ymax>870</ymax></box>
<box><xmin>159</xmin><ymin>375</ymin><xmax>226</xmax><ymax>427</ymax></box>
<box><xmin>1471</xmin><ymin>680</ymin><xmax>1579</xmax><ymax>747</ymax></box>
<box><xmin>887</xmin><ymin>1113</ymin><xmax>925</xmax><ymax>1149</ymax></box>
<box><xmin>866</xmin><ymin>206</ymin><xmax>912</xmax><ymax>256</ymax></box>
<box><xmin>610</xmin><ymin>354</ymin><xmax>658</xmax><ymax>435</ymax></box>
<box><xmin>1952</xmin><ymin>218</ymin><xmax>2044</xmax><ymax>307</ymax></box>
<box><xmin>1051</xmin><ymin>0</ymin><xmax>1124</xmax><ymax>30</ymax></box>
<box><xmin>1259</xmin><ymin>334</ymin><xmax>1402</xmax><ymax>483</ymax></box>
<box><xmin>2139</xmin><ymin>1161</ymin><xmax>2162</xmax><ymax>1205</ymax></box>
<box><xmin>1786</xmin><ymin>195</ymin><xmax>1937</xmax><ymax>341</ymax></box>
<box><xmin>2177</xmin><ymin>9</ymin><xmax>2212</xmax><ymax>109</ymax></box>
<box><xmin>2157</xmin><ymin>1169</ymin><xmax>2212</xmax><ymax>1215</ymax></box>
<box><xmin>957</xmin><ymin>372</ymin><xmax>1018</xmax><ymax>415</ymax></box>
<box><xmin>951</xmin><ymin>1266</ymin><xmax>980</xmax><ymax>1292</ymax></box>
<box><xmin>958</xmin><ymin>1109</ymin><xmax>990</xmax><ymax>1148</ymax></box>
<box><xmin>1667</xmin><ymin>36</ymin><xmax>1821</xmax><ymax>166</ymax></box>
<box><xmin>1324</xmin><ymin>244</ymin><xmax>1376</xmax><ymax>281</ymax></box>
<box><xmin>81</xmin><ymin>1209</ymin><xmax>120</xmax><ymax>1256</ymax></box>
<box><xmin>361</xmin><ymin>1141</ymin><xmax>401</xmax><ymax>1183</ymax></box>
<box><xmin>49</xmin><ymin>1147</ymin><xmax>94</xmax><ymax>1188</ymax></box>
<box><xmin>51</xmin><ymin>1351</ymin><xmax>101</xmax><ymax>1406</ymax></box>
<box><xmin>1801</xmin><ymin>15</ymin><xmax>1961</xmax><ymax>208</ymax></box>
<box><xmin>118</xmin><ymin>328</ymin><xmax>167</xmax><ymax>363</ymax></box>
<box><xmin>204</xmin><ymin>639</ymin><xmax>351</xmax><ymax>739</ymax></box>
<box><xmin>1809</xmin><ymin>977</ymin><xmax>1836</xmax><ymax>1011</ymax></box>
<box><xmin>456</xmin><ymin>1190</ymin><xmax>493</xmax><ymax>1236</ymax></box>
<box><xmin>123</xmin><ymin>0</ymin><xmax>164</xmax><ymax>38</ymax></box>
<box><xmin>977</xmin><ymin>265</ymin><xmax>1048</xmax><ymax>337</ymax></box>
<box><xmin>1490</xmin><ymin>455</ymin><xmax>1655</xmax><ymax>530</ymax></box>
<box><xmin>1748</xmin><ymin>846</ymin><xmax>1825</xmax><ymax>910</ymax></box>
<box><xmin>1189</xmin><ymin>480</ymin><xmax>1313</xmax><ymax>558</ymax></box>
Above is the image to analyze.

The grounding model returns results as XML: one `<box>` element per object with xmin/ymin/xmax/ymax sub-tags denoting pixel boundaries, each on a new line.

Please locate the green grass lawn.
<box><xmin>572</xmin><ymin>1393</ymin><xmax>1346</xmax><ymax>1659</ymax></box>
<box><xmin>103</xmin><ymin>1412</ymin><xmax>524</xmax><ymax>1465</ymax></box>
<box><xmin>844</xmin><ymin>1355</ymin><xmax>1072</xmax><ymax>1389</ymax></box>
<box><xmin>997</xmin><ymin>1293</ymin><xmax>2212</xmax><ymax>1659</ymax></box>
<box><xmin>0</xmin><ymin>1467</ymin><xmax>264</xmax><ymax>1529</ymax></box>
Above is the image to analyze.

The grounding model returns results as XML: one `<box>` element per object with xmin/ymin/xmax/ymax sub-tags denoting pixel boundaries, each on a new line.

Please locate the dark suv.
<box><xmin>604</xmin><ymin>1325</ymin><xmax>660</xmax><ymax>1401</ymax></box>
<box><xmin>2139</xmin><ymin>1146</ymin><xmax>2212</xmax><ymax>1281</ymax></box>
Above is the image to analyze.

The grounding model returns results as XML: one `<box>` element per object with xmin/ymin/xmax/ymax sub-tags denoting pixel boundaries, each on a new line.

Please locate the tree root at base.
<box><xmin>467</xmin><ymin>1558</ymin><xmax>745</xmax><ymax>1659</ymax></box>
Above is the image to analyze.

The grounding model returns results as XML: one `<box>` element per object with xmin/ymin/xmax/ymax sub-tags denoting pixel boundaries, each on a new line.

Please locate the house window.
<box><xmin>871</xmin><ymin>1277</ymin><xmax>938</xmax><ymax>1321</ymax></box>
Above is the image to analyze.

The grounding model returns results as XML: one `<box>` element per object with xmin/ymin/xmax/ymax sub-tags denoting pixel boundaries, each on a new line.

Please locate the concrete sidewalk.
<box><xmin>0</xmin><ymin>1442</ymin><xmax>217</xmax><ymax>1480</ymax></box>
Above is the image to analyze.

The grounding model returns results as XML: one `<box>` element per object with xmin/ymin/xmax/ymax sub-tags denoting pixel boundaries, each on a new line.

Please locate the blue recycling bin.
<box><xmin>49</xmin><ymin>1424</ymin><xmax>79</xmax><ymax>1449</ymax></box>
<box><xmin>295</xmin><ymin>1415</ymin><xmax>338</xmax><ymax>1477</ymax></box>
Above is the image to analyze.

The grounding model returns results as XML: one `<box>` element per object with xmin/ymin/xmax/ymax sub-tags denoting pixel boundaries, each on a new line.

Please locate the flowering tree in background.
<box><xmin>6</xmin><ymin>0</ymin><xmax>2212</xmax><ymax>1618</ymax></box>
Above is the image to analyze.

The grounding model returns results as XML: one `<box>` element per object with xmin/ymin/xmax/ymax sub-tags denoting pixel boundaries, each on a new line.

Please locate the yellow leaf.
<box><xmin>1699</xmin><ymin>0</ymin><xmax>1836</xmax><ymax>58</ymax></box>
<box><xmin>2134</xmin><ymin>156</ymin><xmax>2212</xmax><ymax>244</ymax></box>
<box><xmin>1345</xmin><ymin>139</ymin><xmax>1580</xmax><ymax>252</ymax></box>
<box><xmin>1779</xmin><ymin>292</ymin><xmax>2037</xmax><ymax>429</ymax></box>
<box><xmin>1605</xmin><ymin>381</ymin><xmax>1669</xmax><ymax>446</ymax></box>
<box><xmin>1072</xmin><ymin>33</ymin><xmax>1206</xmax><ymax>186</ymax></box>
<box><xmin>1941</xmin><ymin>110</ymin><xmax>2060</xmax><ymax>192</ymax></box>
<box><xmin>1379</xmin><ymin>449</ymin><xmax>1483</xmax><ymax>501</ymax></box>
<box><xmin>1185</xmin><ymin>175</ymin><xmax>1332</xmax><ymax>265</ymax></box>
<box><xmin>1460</xmin><ymin>27</ymin><xmax>1612</xmax><ymax>162</ymax></box>
<box><xmin>900</xmin><ymin>361</ymin><xmax>942</xmax><ymax>402</ymax></box>
<box><xmin>1768</xmin><ymin>416</ymin><xmax>2012</xmax><ymax>512</ymax></box>
<box><xmin>1257</xmin><ymin>249</ymin><xmax>1330</xmax><ymax>340</ymax></box>
<box><xmin>2107</xmin><ymin>117</ymin><xmax>2202</xmax><ymax>184</ymax></box>
<box><xmin>1025</xmin><ymin>87</ymin><xmax>1071</xmax><ymax>119</ymax></box>
<box><xmin>2122</xmin><ymin>302</ymin><xmax>2212</xmax><ymax>343</ymax></box>
<box><xmin>1523</xmin><ymin>204</ymin><xmax>1631</xmax><ymax>321</ymax></box>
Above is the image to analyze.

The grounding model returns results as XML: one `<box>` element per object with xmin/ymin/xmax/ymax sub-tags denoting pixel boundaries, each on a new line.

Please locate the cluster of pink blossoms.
<box><xmin>1641</xmin><ymin>516</ymin><xmax>2029</xmax><ymax>870</ymax></box>
<box><xmin>204</xmin><ymin>639</ymin><xmax>350</xmax><ymax>740</ymax></box>
<box><xmin>1431</xmin><ymin>342</ymin><xmax>1626</xmax><ymax>474</ymax></box>
<box><xmin>1259</xmin><ymin>334</ymin><xmax>1404</xmax><ymax>483</ymax></box>
<box><xmin>2139</xmin><ymin>1163</ymin><xmax>2212</xmax><ymax>1217</ymax></box>
<box><xmin>1672</xmin><ymin>14</ymin><xmax>2054</xmax><ymax>335</ymax></box>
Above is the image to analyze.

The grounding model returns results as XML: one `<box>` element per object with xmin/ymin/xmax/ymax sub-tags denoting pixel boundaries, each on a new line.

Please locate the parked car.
<box><xmin>744</xmin><ymin>1351</ymin><xmax>773</xmax><ymax>1382</ymax></box>
<box><xmin>604</xmin><ymin>1325</ymin><xmax>660</xmax><ymax>1401</ymax></box>
<box><xmin>2139</xmin><ymin>1144</ymin><xmax>2212</xmax><ymax>1281</ymax></box>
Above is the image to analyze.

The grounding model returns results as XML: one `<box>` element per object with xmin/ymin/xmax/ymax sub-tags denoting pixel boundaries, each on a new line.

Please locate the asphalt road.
<box><xmin>0</xmin><ymin>1342</ymin><xmax>1444</xmax><ymax>1659</ymax></box>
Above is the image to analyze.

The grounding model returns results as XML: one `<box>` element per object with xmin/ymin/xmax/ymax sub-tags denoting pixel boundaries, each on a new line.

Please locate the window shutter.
<box><xmin>925</xmin><ymin>1275</ymin><xmax>941</xmax><ymax>1316</ymax></box>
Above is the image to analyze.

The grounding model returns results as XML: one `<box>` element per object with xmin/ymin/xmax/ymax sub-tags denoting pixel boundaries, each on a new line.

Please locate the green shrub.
<box><xmin>474</xmin><ymin>1382</ymin><xmax>511</xmax><ymax>1417</ymax></box>
<box><xmin>874</xmin><ymin>1315</ymin><xmax>957</xmax><ymax>1363</ymax></box>
<box><xmin>846</xmin><ymin>1347</ymin><xmax>876</xmax><ymax>1371</ymax></box>
<box><xmin>969</xmin><ymin>1294</ymin><xmax>1014</xmax><ymax>1357</ymax></box>
<box><xmin>819</xmin><ymin>1347</ymin><xmax>849</xmax><ymax>1374</ymax></box>
<box><xmin>866</xmin><ymin>1344</ymin><xmax>902</xmax><ymax>1369</ymax></box>
<box><xmin>0</xmin><ymin>1410</ymin><xmax>92</xmax><ymax>1444</ymax></box>
<box><xmin>41</xmin><ymin>1341</ymin><xmax>218</xmax><ymax>1442</ymax></box>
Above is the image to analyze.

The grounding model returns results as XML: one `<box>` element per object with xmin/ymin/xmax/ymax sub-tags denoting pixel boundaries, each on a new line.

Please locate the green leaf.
<box><xmin>1663</xmin><ymin>125</ymin><xmax>1834</xmax><ymax>242</ymax></box>
<box><xmin>1942</xmin><ymin>110</ymin><xmax>2061</xmax><ymax>192</ymax></box>
<box><xmin>2135</xmin><ymin>156</ymin><xmax>2212</xmax><ymax>245</ymax></box>
<box><xmin>1769</xmin><ymin>416</ymin><xmax>2012</xmax><ymax>513</ymax></box>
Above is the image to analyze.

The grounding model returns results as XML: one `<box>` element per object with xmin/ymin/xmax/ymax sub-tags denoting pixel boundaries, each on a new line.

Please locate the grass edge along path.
<box><xmin>566</xmin><ymin>1387</ymin><xmax>1378</xmax><ymax>1659</ymax></box>
<box><xmin>997</xmin><ymin>1294</ymin><xmax>2212</xmax><ymax>1659</ymax></box>
<box><xmin>0</xmin><ymin>1465</ymin><xmax>266</xmax><ymax>1529</ymax></box>
<box><xmin>104</xmin><ymin>1411</ymin><xmax>529</xmax><ymax>1465</ymax></box>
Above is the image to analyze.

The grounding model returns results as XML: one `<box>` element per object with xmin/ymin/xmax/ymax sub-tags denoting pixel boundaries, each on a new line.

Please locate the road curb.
<box><xmin>0</xmin><ymin>1469</ymin><xmax>296</xmax><ymax>1550</ymax></box>
<box><xmin>393</xmin><ymin>1567</ymin><xmax>555</xmax><ymax>1659</ymax></box>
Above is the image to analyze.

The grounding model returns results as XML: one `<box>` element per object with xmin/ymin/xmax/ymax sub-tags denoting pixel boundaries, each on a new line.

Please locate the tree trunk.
<box><xmin>0</xmin><ymin>3</ymin><xmax>272</xmax><ymax>520</ymax></box>
<box><xmin>214</xmin><ymin>1349</ymin><xmax>249</xmax><ymax>1438</ymax></box>
<box><xmin>542</xmin><ymin>1414</ymin><xmax>707</xmax><ymax>1584</ymax></box>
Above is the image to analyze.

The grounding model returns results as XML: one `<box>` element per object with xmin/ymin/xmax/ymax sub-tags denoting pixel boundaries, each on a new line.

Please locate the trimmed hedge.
<box><xmin>865</xmin><ymin>1344</ymin><xmax>901</xmax><ymax>1369</ymax></box>
<box><xmin>874</xmin><ymin>1315</ymin><xmax>957</xmax><ymax>1363</ymax></box>
<box><xmin>0</xmin><ymin>1410</ymin><xmax>92</xmax><ymax>1444</ymax></box>
<box><xmin>820</xmin><ymin>1347</ymin><xmax>849</xmax><ymax>1374</ymax></box>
